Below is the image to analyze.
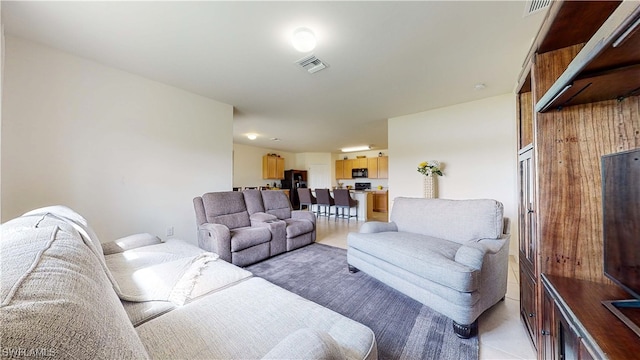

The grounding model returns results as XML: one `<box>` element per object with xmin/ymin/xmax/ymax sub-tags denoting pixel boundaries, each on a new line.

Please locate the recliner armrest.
<box><xmin>198</xmin><ymin>223</ymin><xmax>232</xmax><ymax>262</ymax></box>
<box><xmin>102</xmin><ymin>233</ymin><xmax>162</xmax><ymax>255</ymax></box>
<box><xmin>359</xmin><ymin>221</ymin><xmax>398</xmax><ymax>234</ymax></box>
<box><xmin>250</xmin><ymin>212</ymin><xmax>278</xmax><ymax>225</ymax></box>
<box><xmin>291</xmin><ymin>210</ymin><xmax>316</xmax><ymax>224</ymax></box>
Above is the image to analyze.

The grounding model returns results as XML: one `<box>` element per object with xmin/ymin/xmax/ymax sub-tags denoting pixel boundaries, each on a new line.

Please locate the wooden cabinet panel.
<box><xmin>518</xmin><ymin>91</ymin><xmax>533</xmax><ymax>148</ymax></box>
<box><xmin>262</xmin><ymin>155</ymin><xmax>284</xmax><ymax>179</ymax></box>
<box><xmin>367</xmin><ymin>158</ymin><xmax>379</xmax><ymax>179</ymax></box>
<box><xmin>541</xmin><ymin>285</ymin><xmax>555</xmax><ymax>360</ymax></box>
<box><xmin>541</xmin><ymin>275</ymin><xmax>639</xmax><ymax>360</ymax></box>
<box><xmin>372</xmin><ymin>192</ymin><xmax>388</xmax><ymax>213</ymax></box>
<box><xmin>378</xmin><ymin>156</ymin><xmax>388</xmax><ymax>179</ymax></box>
<box><xmin>353</xmin><ymin>158</ymin><xmax>367</xmax><ymax>168</ymax></box>
<box><xmin>335</xmin><ymin>160</ymin><xmax>344</xmax><ymax>179</ymax></box>
<box><xmin>343</xmin><ymin>159</ymin><xmax>353</xmax><ymax>179</ymax></box>
<box><xmin>520</xmin><ymin>267</ymin><xmax>538</xmax><ymax>350</ymax></box>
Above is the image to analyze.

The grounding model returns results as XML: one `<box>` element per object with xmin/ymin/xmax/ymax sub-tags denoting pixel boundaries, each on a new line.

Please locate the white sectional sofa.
<box><xmin>1</xmin><ymin>206</ymin><xmax>377</xmax><ymax>359</ymax></box>
<box><xmin>347</xmin><ymin>198</ymin><xmax>510</xmax><ymax>338</ymax></box>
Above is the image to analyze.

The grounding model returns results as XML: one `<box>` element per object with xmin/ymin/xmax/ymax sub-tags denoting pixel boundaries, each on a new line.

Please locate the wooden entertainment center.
<box><xmin>515</xmin><ymin>1</ymin><xmax>640</xmax><ymax>359</ymax></box>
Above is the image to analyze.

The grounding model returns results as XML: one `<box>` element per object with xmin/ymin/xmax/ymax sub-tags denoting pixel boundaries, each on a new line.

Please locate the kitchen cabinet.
<box><xmin>335</xmin><ymin>159</ymin><xmax>353</xmax><ymax>179</ymax></box>
<box><xmin>336</xmin><ymin>156</ymin><xmax>389</xmax><ymax>179</ymax></box>
<box><xmin>335</xmin><ymin>160</ymin><xmax>345</xmax><ymax>179</ymax></box>
<box><xmin>353</xmin><ymin>158</ymin><xmax>367</xmax><ymax>168</ymax></box>
<box><xmin>377</xmin><ymin>156</ymin><xmax>388</xmax><ymax>179</ymax></box>
<box><xmin>367</xmin><ymin>158</ymin><xmax>379</xmax><ymax>179</ymax></box>
<box><xmin>372</xmin><ymin>191</ymin><xmax>388</xmax><ymax>213</ymax></box>
<box><xmin>262</xmin><ymin>155</ymin><xmax>284</xmax><ymax>180</ymax></box>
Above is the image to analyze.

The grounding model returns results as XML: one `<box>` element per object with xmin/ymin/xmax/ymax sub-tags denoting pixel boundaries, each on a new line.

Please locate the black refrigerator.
<box><xmin>281</xmin><ymin>169</ymin><xmax>307</xmax><ymax>209</ymax></box>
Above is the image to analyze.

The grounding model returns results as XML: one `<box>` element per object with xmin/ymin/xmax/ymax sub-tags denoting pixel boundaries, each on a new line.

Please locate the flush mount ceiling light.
<box><xmin>292</xmin><ymin>27</ymin><xmax>316</xmax><ymax>52</ymax></box>
<box><xmin>247</xmin><ymin>133</ymin><xmax>258</xmax><ymax>140</ymax></box>
<box><xmin>341</xmin><ymin>145</ymin><xmax>371</xmax><ymax>153</ymax></box>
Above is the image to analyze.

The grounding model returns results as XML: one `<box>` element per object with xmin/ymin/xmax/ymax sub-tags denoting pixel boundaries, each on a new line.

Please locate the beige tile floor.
<box><xmin>314</xmin><ymin>213</ymin><xmax>536</xmax><ymax>360</ymax></box>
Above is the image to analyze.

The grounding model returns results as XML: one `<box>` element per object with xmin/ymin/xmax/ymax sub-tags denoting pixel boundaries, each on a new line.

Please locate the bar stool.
<box><xmin>315</xmin><ymin>188</ymin><xmax>335</xmax><ymax>219</ymax></box>
<box><xmin>333</xmin><ymin>189</ymin><xmax>358</xmax><ymax>222</ymax></box>
<box><xmin>297</xmin><ymin>188</ymin><xmax>318</xmax><ymax>214</ymax></box>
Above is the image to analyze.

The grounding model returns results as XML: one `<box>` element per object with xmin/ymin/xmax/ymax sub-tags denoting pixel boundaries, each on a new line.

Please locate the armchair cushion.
<box><xmin>348</xmin><ymin>231</ymin><xmax>478</xmax><ymax>292</ymax></box>
<box><xmin>390</xmin><ymin>198</ymin><xmax>504</xmax><ymax>244</ymax></box>
<box><xmin>359</xmin><ymin>221</ymin><xmax>398</xmax><ymax>234</ymax></box>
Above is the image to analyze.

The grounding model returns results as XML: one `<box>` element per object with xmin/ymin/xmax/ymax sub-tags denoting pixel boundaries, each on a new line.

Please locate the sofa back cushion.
<box><xmin>1</xmin><ymin>214</ymin><xmax>149</xmax><ymax>359</ymax></box>
<box><xmin>261</xmin><ymin>190</ymin><xmax>292</xmax><ymax>220</ymax></box>
<box><xmin>201</xmin><ymin>191</ymin><xmax>251</xmax><ymax>229</ymax></box>
<box><xmin>390</xmin><ymin>198</ymin><xmax>504</xmax><ymax>244</ymax></box>
<box><xmin>243</xmin><ymin>189</ymin><xmax>266</xmax><ymax>215</ymax></box>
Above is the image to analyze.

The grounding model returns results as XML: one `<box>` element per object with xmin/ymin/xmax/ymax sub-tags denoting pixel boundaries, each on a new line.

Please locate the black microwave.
<box><xmin>352</xmin><ymin>168</ymin><xmax>368</xmax><ymax>178</ymax></box>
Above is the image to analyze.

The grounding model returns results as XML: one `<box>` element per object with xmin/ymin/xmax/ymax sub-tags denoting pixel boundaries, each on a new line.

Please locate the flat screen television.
<box><xmin>601</xmin><ymin>148</ymin><xmax>640</xmax><ymax>337</ymax></box>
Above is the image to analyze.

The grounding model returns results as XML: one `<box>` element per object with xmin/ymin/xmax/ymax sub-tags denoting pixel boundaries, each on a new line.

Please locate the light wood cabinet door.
<box><xmin>378</xmin><ymin>156</ymin><xmax>388</xmax><ymax>178</ymax></box>
<box><xmin>354</xmin><ymin>158</ymin><xmax>367</xmax><ymax>168</ymax></box>
<box><xmin>368</xmin><ymin>158</ymin><xmax>379</xmax><ymax>178</ymax></box>
<box><xmin>343</xmin><ymin>159</ymin><xmax>353</xmax><ymax>179</ymax></box>
<box><xmin>335</xmin><ymin>160</ymin><xmax>344</xmax><ymax>179</ymax></box>
<box><xmin>262</xmin><ymin>155</ymin><xmax>285</xmax><ymax>179</ymax></box>
<box><xmin>275</xmin><ymin>157</ymin><xmax>284</xmax><ymax>179</ymax></box>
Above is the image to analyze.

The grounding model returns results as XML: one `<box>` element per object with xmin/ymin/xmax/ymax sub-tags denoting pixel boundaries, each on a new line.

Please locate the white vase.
<box><xmin>423</xmin><ymin>175</ymin><xmax>436</xmax><ymax>198</ymax></box>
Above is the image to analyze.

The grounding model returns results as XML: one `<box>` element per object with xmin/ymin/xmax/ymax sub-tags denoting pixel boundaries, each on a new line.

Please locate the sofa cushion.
<box><xmin>284</xmin><ymin>218</ymin><xmax>314</xmax><ymax>238</ymax></box>
<box><xmin>230</xmin><ymin>226</ymin><xmax>272</xmax><ymax>252</ymax></box>
<box><xmin>244</xmin><ymin>189</ymin><xmax>266</xmax><ymax>214</ymax></box>
<box><xmin>202</xmin><ymin>192</ymin><xmax>251</xmax><ymax>229</ymax></box>
<box><xmin>348</xmin><ymin>231</ymin><xmax>479</xmax><ymax>292</ymax></box>
<box><xmin>262</xmin><ymin>328</ymin><xmax>345</xmax><ymax>359</ymax></box>
<box><xmin>1</xmin><ymin>215</ymin><xmax>149</xmax><ymax>359</ymax></box>
<box><xmin>261</xmin><ymin>190</ymin><xmax>292</xmax><ymax>219</ymax></box>
<box><xmin>390</xmin><ymin>198</ymin><xmax>504</xmax><ymax>244</ymax></box>
<box><xmin>135</xmin><ymin>277</ymin><xmax>376</xmax><ymax>360</ymax></box>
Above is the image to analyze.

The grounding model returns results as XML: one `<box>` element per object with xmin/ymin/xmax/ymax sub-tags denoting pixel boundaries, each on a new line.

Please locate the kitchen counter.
<box><xmin>311</xmin><ymin>189</ymin><xmax>369</xmax><ymax>221</ymax></box>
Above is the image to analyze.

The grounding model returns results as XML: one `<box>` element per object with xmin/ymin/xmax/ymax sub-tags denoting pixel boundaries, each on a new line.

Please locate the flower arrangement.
<box><xmin>417</xmin><ymin>160</ymin><xmax>443</xmax><ymax>176</ymax></box>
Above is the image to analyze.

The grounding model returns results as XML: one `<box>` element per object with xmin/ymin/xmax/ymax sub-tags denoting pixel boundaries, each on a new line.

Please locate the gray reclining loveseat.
<box><xmin>194</xmin><ymin>189</ymin><xmax>316</xmax><ymax>266</ymax></box>
<box><xmin>347</xmin><ymin>197</ymin><xmax>510</xmax><ymax>338</ymax></box>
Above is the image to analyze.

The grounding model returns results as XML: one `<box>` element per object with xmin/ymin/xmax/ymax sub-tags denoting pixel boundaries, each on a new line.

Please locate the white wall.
<box><xmin>1</xmin><ymin>36</ymin><xmax>234</xmax><ymax>245</ymax></box>
<box><xmin>388</xmin><ymin>94</ymin><xmax>518</xmax><ymax>254</ymax></box>
<box><xmin>232</xmin><ymin>143</ymin><xmax>294</xmax><ymax>188</ymax></box>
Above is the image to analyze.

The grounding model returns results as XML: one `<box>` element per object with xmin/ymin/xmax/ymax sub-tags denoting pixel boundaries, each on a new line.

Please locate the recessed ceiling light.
<box><xmin>292</xmin><ymin>27</ymin><xmax>316</xmax><ymax>52</ymax></box>
<box><xmin>474</xmin><ymin>83</ymin><xmax>486</xmax><ymax>90</ymax></box>
<box><xmin>247</xmin><ymin>134</ymin><xmax>257</xmax><ymax>140</ymax></box>
<box><xmin>341</xmin><ymin>145</ymin><xmax>371</xmax><ymax>153</ymax></box>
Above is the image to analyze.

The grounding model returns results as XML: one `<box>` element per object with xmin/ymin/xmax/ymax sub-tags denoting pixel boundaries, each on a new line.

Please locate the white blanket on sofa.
<box><xmin>106</xmin><ymin>245</ymin><xmax>219</xmax><ymax>305</ymax></box>
<box><xmin>22</xmin><ymin>206</ymin><xmax>220</xmax><ymax>306</ymax></box>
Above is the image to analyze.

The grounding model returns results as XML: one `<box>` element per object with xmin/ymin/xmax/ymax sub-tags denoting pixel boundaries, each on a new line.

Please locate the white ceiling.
<box><xmin>2</xmin><ymin>1</ymin><xmax>546</xmax><ymax>154</ymax></box>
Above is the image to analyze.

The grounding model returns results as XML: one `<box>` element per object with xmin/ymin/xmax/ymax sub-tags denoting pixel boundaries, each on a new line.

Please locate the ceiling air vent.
<box><xmin>523</xmin><ymin>0</ymin><xmax>551</xmax><ymax>17</ymax></box>
<box><xmin>295</xmin><ymin>54</ymin><xmax>328</xmax><ymax>74</ymax></box>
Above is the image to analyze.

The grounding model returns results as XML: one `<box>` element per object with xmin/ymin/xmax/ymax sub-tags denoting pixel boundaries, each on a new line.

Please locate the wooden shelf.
<box><xmin>537</xmin><ymin>1</ymin><xmax>640</xmax><ymax>112</ymax></box>
<box><xmin>542</xmin><ymin>274</ymin><xmax>640</xmax><ymax>359</ymax></box>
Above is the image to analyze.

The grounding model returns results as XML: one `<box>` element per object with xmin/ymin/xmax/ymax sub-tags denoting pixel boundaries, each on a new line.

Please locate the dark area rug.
<box><xmin>247</xmin><ymin>243</ymin><xmax>478</xmax><ymax>360</ymax></box>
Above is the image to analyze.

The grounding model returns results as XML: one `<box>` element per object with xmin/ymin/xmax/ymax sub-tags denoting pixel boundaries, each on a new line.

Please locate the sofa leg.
<box><xmin>348</xmin><ymin>265</ymin><xmax>359</xmax><ymax>273</ymax></box>
<box><xmin>452</xmin><ymin>320</ymin><xmax>477</xmax><ymax>339</ymax></box>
